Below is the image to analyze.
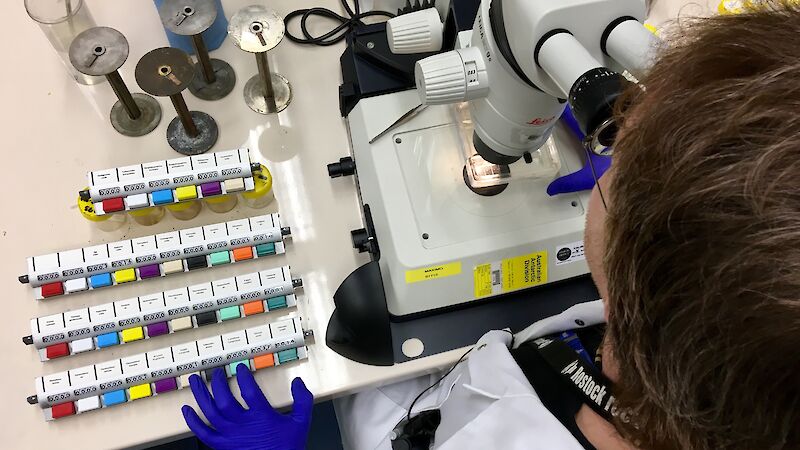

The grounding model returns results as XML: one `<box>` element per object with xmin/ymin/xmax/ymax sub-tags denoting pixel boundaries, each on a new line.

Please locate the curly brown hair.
<box><xmin>605</xmin><ymin>3</ymin><xmax>800</xmax><ymax>449</ymax></box>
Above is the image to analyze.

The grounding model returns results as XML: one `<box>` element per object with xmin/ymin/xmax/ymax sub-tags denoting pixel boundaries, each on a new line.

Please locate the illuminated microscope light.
<box><xmin>28</xmin><ymin>317</ymin><xmax>312</xmax><ymax>421</ymax></box>
<box><xmin>465</xmin><ymin>155</ymin><xmax>512</xmax><ymax>189</ymax></box>
<box><xmin>23</xmin><ymin>266</ymin><xmax>303</xmax><ymax>361</ymax></box>
<box><xmin>463</xmin><ymin>138</ymin><xmax>562</xmax><ymax>191</ymax></box>
<box><xmin>78</xmin><ymin>148</ymin><xmax>260</xmax><ymax>216</ymax></box>
<box><xmin>457</xmin><ymin>100</ymin><xmax>561</xmax><ymax>192</ymax></box>
<box><xmin>18</xmin><ymin>213</ymin><xmax>291</xmax><ymax>300</ymax></box>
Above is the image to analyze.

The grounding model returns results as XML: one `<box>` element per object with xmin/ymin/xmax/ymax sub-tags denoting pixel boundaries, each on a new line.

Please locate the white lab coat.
<box><xmin>334</xmin><ymin>300</ymin><xmax>606</xmax><ymax>450</ymax></box>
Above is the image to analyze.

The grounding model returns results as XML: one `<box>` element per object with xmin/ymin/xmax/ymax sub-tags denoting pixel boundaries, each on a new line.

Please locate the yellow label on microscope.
<box><xmin>474</xmin><ymin>264</ymin><xmax>494</xmax><ymax>298</ymax></box>
<box><xmin>473</xmin><ymin>251</ymin><xmax>549</xmax><ymax>299</ymax></box>
<box><xmin>405</xmin><ymin>262</ymin><xmax>462</xmax><ymax>284</ymax></box>
<box><xmin>502</xmin><ymin>251</ymin><xmax>548</xmax><ymax>291</ymax></box>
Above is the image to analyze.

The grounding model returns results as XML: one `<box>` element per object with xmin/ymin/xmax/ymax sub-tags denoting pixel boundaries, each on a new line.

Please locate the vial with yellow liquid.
<box><xmin>241</xmin><ymin>165</ymin><xmax>275</xmax><ymax>209</ymax></box>
<box><xmin>166</xmin><ymin>200</ymin><xmax>203</xmax><ymax>220</ymax></box>
<box><xmin>127</xmin><ymin>206</ymin><xmax>166</xmax><ymax>226</ymax></box>
<box><xmin>204</xmin><ymin>194</ymin><xmax>239</xmax><ymax>213</ymax></box>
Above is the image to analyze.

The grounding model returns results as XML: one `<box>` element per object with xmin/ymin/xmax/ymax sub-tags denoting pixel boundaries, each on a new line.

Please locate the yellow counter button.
<box><xmin>121</xmin><ymin>327</ymin><xmax>144</xmax><ymax>343</ymax></box>
<box><xmin>128</xmin><ymin>383</ymin><xmax>152</xmax><ymax>401</ymax></box>
<box><xmin>114</xmin><ymin>268</ymin><xmax>136</xmax><ymax>284</ymax></box>
<box><xmin>175</xmin><ymin>185</ymin><xmax>198</xmax><ymax>201</ymax></box>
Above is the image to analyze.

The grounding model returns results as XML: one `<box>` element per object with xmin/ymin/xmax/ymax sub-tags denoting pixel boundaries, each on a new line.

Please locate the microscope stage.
<box><xmin>393</xmin><ymin>123</ymin><xmax>583</xmax><ymax>249</ymax></box>
<box><xmin>348</xmin><ymin>90</ymin><xmax>592</xmax><ymax>317</ymax></box>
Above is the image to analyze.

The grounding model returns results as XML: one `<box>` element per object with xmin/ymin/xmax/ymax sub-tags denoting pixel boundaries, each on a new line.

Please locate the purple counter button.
<box><xmin>154</xmin><ymin>377</ymin><xmax>178</xmax><ymax>394</ymax></box>
<box><xmin>138</xmin><ymin>264</ymin><xmax>161</xmax><ymax>279</ymax></box>
<box><xmin>200</xmin><ymin>181</ymin><xmax>222</xmax><ymax>197</ymax></box>
<box><xmin>146</xmin><ymin>321</ymin><xmax>169</xmax><ymax>337</ymax></box>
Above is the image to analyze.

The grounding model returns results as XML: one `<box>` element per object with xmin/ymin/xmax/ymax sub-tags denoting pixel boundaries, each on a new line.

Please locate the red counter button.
<box><xmin>102</xmin><ymin>197</ymin><xmax>125</xmax><ymax>213</ymax></box>
<box><xmin>41</xmin><ymin>282</ymin><xmax>64</xmax><ymax>298</ymax></box>
<box><xmin>51</xmin><ymin>402</ymin><xmax>76</xmax><ymax>419</ymax></box>
<box><xmin>46</xmin><ymin>342</ymin><xmax>70</xmax><ymax>359</ymax></box>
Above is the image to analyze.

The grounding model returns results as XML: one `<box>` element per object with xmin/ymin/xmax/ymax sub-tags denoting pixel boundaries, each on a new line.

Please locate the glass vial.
<box><xmin>166</xmin><ymin>200</ymin><xmax>203</xmax><ymax>220</ymax></box>
<box><xmin>204</xmin><ymin>194</ymin><xmax>238</xmax><ymax>213</ymax></box>
<box><xmin>242</xmin><ymin>165</ymin><xmax>275</xmax><ymax>209</ymax></box>
<box><xmin>128</xmin><ymin>206</ymin><xmax>166</xmax><ymax>226</ymax></box>
<box><xmin>25</xmin><ymin>0</ymin><xmax>105</xmax><ymax>85</ymax></box>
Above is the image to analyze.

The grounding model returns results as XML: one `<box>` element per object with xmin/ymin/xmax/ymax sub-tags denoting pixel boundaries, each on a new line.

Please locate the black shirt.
<box><xmin>510</xmin><ymin>326</ymin><xmax>606</xmax><ymax>450</ymax></box>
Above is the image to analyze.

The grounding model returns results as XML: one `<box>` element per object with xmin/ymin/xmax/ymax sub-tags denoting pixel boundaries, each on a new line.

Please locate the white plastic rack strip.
<box><xmin>20</xmin><ymin>214</ymin><xmax>289</xmax><ymax>299</ymax></box>
<box><xmin>24</xmin><ymin>266</ymin><xmax>301</xmax><ymax>361</ymax></box>
<box><xmin>29</xmin><ymin>317</ymin><xmax>310</xmax><ymax>420</ymax></box>
<box><xmin>81</xmin><ymin>149</ymin><xmax>258</xmax><ymax>215</ymax></box>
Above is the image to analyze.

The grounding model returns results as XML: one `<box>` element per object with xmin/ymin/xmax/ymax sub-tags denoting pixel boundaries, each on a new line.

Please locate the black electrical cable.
<box><xmin>405</xmin><ymin>329</ymin><xmax>515</xmax><ymax>423</ymax></box>
<box><xmin>584</xmin><ymin>145</ymin><xmax>609</xmax><ymax>210</ymax></box>
<box><xmin>285</xmin><ymin>0</ymin><xmax>395</xmax><ymax>46</ymax></box>
<box><xmin>406</xmin><ymin>347</ymin><xmax>472</xmax><ymax>423</ymax></box>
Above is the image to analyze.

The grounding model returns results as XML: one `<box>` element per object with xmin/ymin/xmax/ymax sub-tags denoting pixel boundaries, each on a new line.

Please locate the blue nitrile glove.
<box><xmin>547</xmin><ymin>107</ymin><xmax>612</xmax><ymax>196</ymax></box>
<box><xmin>547</xmin><ymin>152</ymin><xmax>611</xmax><ymax>196</ymax></box>
<box><xmin>182</xmin><ymin>365</ymin><xmax>314</xmax><ymax>450</ymax></box>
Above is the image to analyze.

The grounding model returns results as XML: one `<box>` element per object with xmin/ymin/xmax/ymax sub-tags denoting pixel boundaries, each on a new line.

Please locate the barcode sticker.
<box><xmin>474</xmin><ymin>251</ymin><xmax>548</xmax><ymax>299</ymax></box>
<box><xmin>474</xmin><ymin>262</ymin><xmax>502</xmax><ymax>298</ymax></box>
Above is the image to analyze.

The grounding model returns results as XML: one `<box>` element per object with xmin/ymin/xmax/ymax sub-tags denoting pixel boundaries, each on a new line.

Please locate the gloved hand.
<box><xmin>547</xmin><ymin>106</ymin><xmax>612</xmax><ymax>196</ymax></box>
<box><xmin>546</xmin><ymin>152</ymin><xmax>611</xmax><ymax>196</ymax></box>
<box><xmin>182</xmin><ymin>364</ymin><xmax>314</xmax><ymax>450</ymax></box>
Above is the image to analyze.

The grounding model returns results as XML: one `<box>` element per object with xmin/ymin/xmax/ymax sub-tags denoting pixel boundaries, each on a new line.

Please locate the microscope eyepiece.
<box><xmin>568</xmin><ymin>67</ymin><xmax>628</xmax><ymax>145</ymax></box>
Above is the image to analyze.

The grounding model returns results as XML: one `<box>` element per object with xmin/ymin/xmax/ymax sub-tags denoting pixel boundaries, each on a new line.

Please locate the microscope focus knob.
<box><xmin>415</xmin><ymin>46</ymin><xmax>489</xmax><ymax>105</ymax></box>
<box><xmin>386</xmin><ymin>8</ymin><xmax>444</xmax><ymax>54</ymax></box>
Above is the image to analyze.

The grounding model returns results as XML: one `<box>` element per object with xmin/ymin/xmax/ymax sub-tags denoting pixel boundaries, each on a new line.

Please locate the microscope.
<box><xmin>328</xmin><ymin>0</ymin><xmax>660</xmax><ymax>365</ymax></box>
<box><xmin>410</xmin><ymin>0</ymin><xmax>658</xmax><ymax>180</ymax></box>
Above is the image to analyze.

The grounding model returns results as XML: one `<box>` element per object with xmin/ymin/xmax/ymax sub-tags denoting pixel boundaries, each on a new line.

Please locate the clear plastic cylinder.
<box><xmin>166</xmin><ymin>200</ymin><xmax>203</xmax><ymax>220</ymax></box>
<box><xmin>78</xmin><ymin>195</ymin><xmax>127</xmax><ymax>232</ymax></box>
<box><xmin>241</xmin><ymin>165</ymin><xmax>275</xmax><ymax>209</ymax></box>
<box><xmin>204</xmin><ymin>195</ymin><xmax>238</xmax><ymax>213</ymax></box>
<box><xmin>128</xmin><ymin>206</ymin><xmax>166</xmax><ymax>226</ymax></box>
<box><xmin>25</xmin><ymin>0</ymin><xmax>105</xmax><ymax>85</ymax></box>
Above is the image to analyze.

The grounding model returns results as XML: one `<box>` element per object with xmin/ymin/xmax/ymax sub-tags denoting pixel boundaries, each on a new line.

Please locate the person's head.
<box><xmin>583</xmin><ymin>3</ymin><xmax>800</xmax><ymax>449</ymax></box>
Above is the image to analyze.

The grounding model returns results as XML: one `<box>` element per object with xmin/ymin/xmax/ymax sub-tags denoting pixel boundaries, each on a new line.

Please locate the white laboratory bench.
<box><xmin>0</xmin><ymin>0</ymin><xmax>716</xmax><ymax>448</ymax></box>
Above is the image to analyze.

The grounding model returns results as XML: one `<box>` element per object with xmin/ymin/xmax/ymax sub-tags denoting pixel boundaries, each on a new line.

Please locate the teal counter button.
<box><xmin>266</xmin><ymin>296</ymin><xmax>288</xmax><ymax>310</ymax></box>
<box><xmin>229</xmin><ymin>360</ymin><xmax>251</xmax><ymax>375</ymax></box>
<box><xmin>209</xmin><ymin>251</ymin><xmax>231</xmax><ymax>266</ymax></box>
<box><xmin>219</xmin><ymin>306</ymin><xmax>241</xmax><ymax>321</ymax></box>
<box><xmin>277</xmin><ymin>348</ymin><xmax>298</xmax><ymax>364</ymax></box>
<box><xmin>255</xmin><ymin>243</ymin><xmax>276</xmax><ymax>257</ymax></box>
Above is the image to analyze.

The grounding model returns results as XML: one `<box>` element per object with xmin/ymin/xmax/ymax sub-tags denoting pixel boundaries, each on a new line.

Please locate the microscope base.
<box><xmin>328</xmin><ymin>89</ymin><xmax>598</xmax><ymax>364</ymax></box>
